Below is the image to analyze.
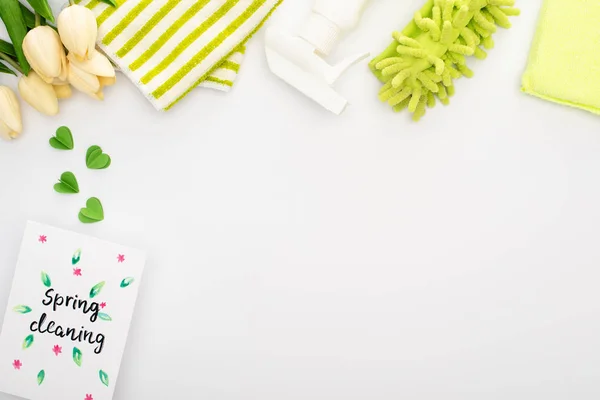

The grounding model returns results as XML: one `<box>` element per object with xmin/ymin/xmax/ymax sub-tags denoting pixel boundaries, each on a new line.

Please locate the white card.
<box><xmin>0</xmin><ymin>221</ymin><xmax>146</xmax><ymax>400</ymax></box>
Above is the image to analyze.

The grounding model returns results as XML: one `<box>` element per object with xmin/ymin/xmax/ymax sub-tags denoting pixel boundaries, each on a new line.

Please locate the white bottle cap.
<box><xmin>299</xmin><ymin>12</ymin><xmax>341</xmax><ymax>56</ymax></box>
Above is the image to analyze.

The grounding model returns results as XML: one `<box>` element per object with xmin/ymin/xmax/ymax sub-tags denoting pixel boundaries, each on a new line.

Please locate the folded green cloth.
<box><xmin>522</xmin><ymin>0</ymin><xmax>600</xmax><ymax>114</ymax></box>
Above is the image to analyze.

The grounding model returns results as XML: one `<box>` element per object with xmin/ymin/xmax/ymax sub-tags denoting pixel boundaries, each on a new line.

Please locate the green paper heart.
<box><xmin>86</xmin><ymin>145</ymin><xmax>111</xmax><ymax>169</ymax></box>
<box><xmin>86</xmin><ymin>145</ymin><xmax>100</xmax><ymax>164</ymax></box>
<box><xmin>79</xmin><ymin>197</ymin><xmax>104</xmax><ymax>224</ymax></box>
<box><xmin>49</xmin><ymin>126</ymin><xmax>74</xmax><ymax>150</ymax></box>
<box><xmin>54</xmin><ymin>172</ymin><xmax>79</xmax><ymax>194</ymax></box>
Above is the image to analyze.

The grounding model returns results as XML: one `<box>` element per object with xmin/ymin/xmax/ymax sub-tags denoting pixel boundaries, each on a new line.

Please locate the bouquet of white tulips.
<box><xmin>0</xmin><ymin>0</ymin><xmax>117</xmax><ymax>141</ymax></box>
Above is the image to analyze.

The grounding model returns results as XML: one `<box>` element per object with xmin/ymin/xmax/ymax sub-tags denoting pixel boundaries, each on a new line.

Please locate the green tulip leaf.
<box><xmin>20</xmin><ymin>3</ymin><xmax>36</xmax><ymax>29</ymax></box>
<box><xmin>120</xmin><ymin>277</ymin><xmax>134</xmax><ymax>288</ymax></box>
<box><xmin>86</xmin><ymin>145</ymin><xmax>111</xmax><ymax>169</ymax></box>
<box><xmin>24</xmin><ymin>0</ymin><xmax>55</xmax><ymax>23</ymax></box>
<box><xmin>98</xmin><ymin>313</ymin><xmax>112</xmax><ymax>321</ymax></box>
<box><xmin>22</xmin><ymin>334</ymin><xmax>34</xmax><ymax>349</ymax></box>
<box><xmin>54</xmin><ymin>172</ymin><xmax>79</xmax><ymax>194</ymax></box>
<box><xmin>41</xmin><ymin>271</ymin><xmax>51</xmax><ymax>287</ymax></box>
<box><xmin>90</xmin><ymin>281</ymin><xmax>105</xmax><ymax>298</ymax></box>
<box><xmin>0</xmin><ymin>39</ymin><xmax>17</xmax><ymax>57</ymax></box>
<box><xmin>79</xmin><ymin>197</ymin><xmax>104</xmax><ymax>224</ymax></box>
<box><xmin>72</xmin><ymin>248</ymin><xmax>82</xmax><ymax>265</ymax></box>
<box><xmin>37</xmin><ymin>370</ymin><xmax>45</xmax><ymax>386</ymax></box>
<box><xmin>0</xmin><ymin>0</ymin><xmax>30</xmax><ymax>74</ymax></box>
<box><xmin>49</xmin><ymin>126</ymin><xmax>74</xmax><ymax>150</ymax></box>
<box><xmin>99</xmin><ymin>369</ymin><xmax>109</xmax><ymax>386</ymax></box>
<box><xmin>13</xmin><ymin>305</ymin><xmax>32</xmax><ymax>314</ymax></box>
<box><xmin>0</xmin><ymin>61</ymin><xmax>16</xmax><ymax>76</ymax></box>
<box><xmin>73</xmin><ymin>347</ymin><xmax>82</xmax><ymax>367</ymax></box>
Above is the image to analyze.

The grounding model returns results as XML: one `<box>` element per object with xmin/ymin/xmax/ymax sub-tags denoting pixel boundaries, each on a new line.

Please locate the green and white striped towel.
<box><xmin>74</xmin><ymin>0</ymin><xmax>282</xmax><ymax>110</ymax></box>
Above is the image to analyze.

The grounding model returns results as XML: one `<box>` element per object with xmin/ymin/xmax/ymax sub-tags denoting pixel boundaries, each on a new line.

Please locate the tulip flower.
<box><xmin>57</xmin><ymin>5</ymin><xmax>98</xmax><ymax>61</ymax></box>
<box><xmin>22</xmin><ymin>26</ymin><xmax>67</xmax><ymax>84</ymax></box>
<box><xmin>67</xmin><ymin>50</ymin><xmax>115</xmax><ymax>79</ymax></box>
<box><xmin>53</xmin><ymin>84</ymin><xmax>72</xmax><ymax>99</ymax></box>
<box><xmin>99</xmin><ymin>76</ymin><xmax>116</xmax><ymax>87</ymax></box>
<box><xmin>0</xmin><ymin>86</ymin><xmax>22</xmax><ymax>141</ymax></box>
<box><xmin>18</xmin><ymin>71</ymin><xmax>59</xmax><ymax>116</ymax></box>
<box><xmin>67</xmin><ymin>61</ymin><xmax>103</xmax><ymax>100</ymax></box>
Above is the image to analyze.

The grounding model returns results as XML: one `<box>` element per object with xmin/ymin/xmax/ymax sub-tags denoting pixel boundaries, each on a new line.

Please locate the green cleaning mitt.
<box><xmin>522</xmin><ymin>0</ymin><xmax>600</xmax><ymax>115</ymax></box>
<box><xmin>370</xmin><ymin>0</ymin><xmax>519</xmax><ymax>121</ymax></box>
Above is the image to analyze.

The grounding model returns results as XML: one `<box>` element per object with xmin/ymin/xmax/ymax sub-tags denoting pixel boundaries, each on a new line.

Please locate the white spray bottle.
<box><xmin>265</xmin><ymin>0</ymin><xmax>371</xmax><ymax>115</ymax></box>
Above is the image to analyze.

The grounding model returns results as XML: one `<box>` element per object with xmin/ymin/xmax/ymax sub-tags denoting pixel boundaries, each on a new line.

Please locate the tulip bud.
<box><xmin>18</xmin><ymin>71</ymin><xmax>59</xmax><ymax>116</ymax></box>
<box><xmin>58</xmin><ymin>5</ymin><xmax>98</xmax><ymax>61</ymax></box>
<box><xmin>23</xmin><ymin>26</ymin><xmax>67</xmax><ymax>84</ymax></box>
<box><xmin>0</xmin><ymin>86</ymin><xmax>22</xmax><ymax>141</ymax></box>
<box><xmin>67</xmin><ymin>62</ymin><xmax>102</xmax><ymax>99</ymax></box>
<box><xmin>68</xmin><ymin>50</ymin><xmax>115</xmax><ymax>78</ymax></box>
<box><xmin>54</xmin><ymin>84</ymin><xmax>72</xmax><ymax>99</ymax></box>
<box><xmin>99</xmin><ymin>76</ymin><xmax>116</xmax><ymax>87</ymax></box>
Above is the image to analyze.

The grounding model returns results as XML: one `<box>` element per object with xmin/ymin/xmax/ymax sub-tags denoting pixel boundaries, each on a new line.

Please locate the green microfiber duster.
<box><xmin>369</xmin><ymin>0</ymin><xmax>519</xmax><ymax>121</ymax></box>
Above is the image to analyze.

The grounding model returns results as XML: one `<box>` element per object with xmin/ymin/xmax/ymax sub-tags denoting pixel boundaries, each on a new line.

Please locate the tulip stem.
<box><xmin>0</xmin><ymin>53</ymin><xmax>23</xmax><ymax>75</ymax></box>
<box><xmin>35</xmin><ymin>12</ymin><xmax>41</xmax><ymax>27</ymax></box>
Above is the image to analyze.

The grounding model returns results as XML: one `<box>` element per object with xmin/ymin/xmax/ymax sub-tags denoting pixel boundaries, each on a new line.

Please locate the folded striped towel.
<box><xmin>74</xmin><ymin>0</ymin><xmax>282</xmax><ymax>110</ymax></box>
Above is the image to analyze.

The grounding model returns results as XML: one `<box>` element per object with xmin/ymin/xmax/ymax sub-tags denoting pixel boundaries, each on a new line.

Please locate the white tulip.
<box><xmin>58</xmin><ymin>5</ymin><xmax>98</xmax><ymax>61</ymax></box>
<box><xmin>67</xmin><ymin>62</ymin><xmax>102</xmax><ymax>99</ymax></box>
<box><xmin>0</xmin><ymin>86</ymin><xmax>22</xmax><ymax>141</ymax></box>
<box><xmin>18</xmin><ymin>71</ymin><xmax>59</xmax><ymax>116</ymax></box>
<box><xmin>22</xmin><ymin>26</ymin><xmax>67</xmax><ymax>83</ymax></box>
<box><xmin>54</xmin><ymin>84</ymin><xmax>72</xmax><ymax>99</ymax></box>
<box><xmin>68</xmin><ymin>50</ymin><xmax>115</xmax><ymax>78</ymax></box>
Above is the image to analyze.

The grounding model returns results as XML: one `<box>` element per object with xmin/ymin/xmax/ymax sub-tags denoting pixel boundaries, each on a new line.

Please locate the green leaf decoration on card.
<box><xmin>49</xmin><ymin>126</ymin><xmax>74</xmax><ymax>150</ymax></box>
<box><xmin>79</xmin><ymin>197</ymin><xmax>104</xmax><ymax>224</ymax></box>
<box><xmin>23</xmin><ymin>334</ymin><xmax>34</xmax><ymax>349</ymax></box>
<box><xmin>86</xmin><ymin>145</ymin><xmax>111</xmax><ymax>169</ymax></box>
<box><xmin>72</xmin><ymin>248</ymin><xmax>82</xmax><ymax>265</ymax></box>
<box><xmin>41</xmin><ymin>271</ymin><xmax>51</xmax><ymax>287</ymax></box>
<box><xmin>99</xmin><ymin>0</ymin><xmax>118</xmax><ymax>7</ymax></box>
<box><xmin>98</xmin><ymin>313</ymin><xmax>112</xmax><ymax>322</ymax></box>
<box><xmin>99</xmin><ymin>369</ymin><xmax>109</xmax><ymax>386</ymax></box>
<box><xmin>120</xmin><ymin>277</ymin><xmax>134</xmax><ymax>288</ymax></box>
<box><xmin>73</xmin><ymin>347</ymin><xmax>82</xmax><ymax>367</ymax></box>
<box><xmin>13</xmin><ymin>305</ymin><xmax>31</xmax><ymax>314</ymax></box>
<box><xmin>0</xmin><ymin>0</ymin><xmax>31</xmax><ymax>74</ymax></box>
<box><xmin>37</xmin><ymin>370</ymin><xmax>45</xmax><ymax>386</ymax></box>
<box><xmin>54</xmin><ymin>172</ymin><xmax>79</xmax><ymax>194</ymax></box>
<box><xmin>90</xmin><ymin>281</ymin><xmax>105</xmax><ymax>298</ymax></box>
<box><xmin>24</xmin><ymin>0</ymin><xmax>55</xmax><ymax>23</ymax></box>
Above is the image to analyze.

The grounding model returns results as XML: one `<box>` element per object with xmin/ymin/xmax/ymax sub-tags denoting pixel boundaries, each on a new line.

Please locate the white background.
<box><xmin>2</xmin><ymin>0</ymin><xmax>600</xmax><ymax>399</ymax></box>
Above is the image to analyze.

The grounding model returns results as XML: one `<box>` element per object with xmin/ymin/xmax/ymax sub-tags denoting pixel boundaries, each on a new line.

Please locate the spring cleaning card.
<box><xmin>0</xmin><ymin>221</ymin><xmax>146</xmax><ymax>400</ymax></box>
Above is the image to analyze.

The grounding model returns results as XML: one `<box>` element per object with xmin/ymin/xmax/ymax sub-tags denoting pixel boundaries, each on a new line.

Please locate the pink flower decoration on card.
<box><xmin>85</xmin><ymin>395</ymin><xmax>93</xmax><ymax>400</ymax></box>
<box><xmin>117</xmin><ymin>254</ymin><xmax>125</xmax><ymax>263</ymax></box>
<box><xmin>100</xmin><ymin>302</ymin><xmax>106</xmax><ymax>309</ymax></box>
<box><xmin>12</xmin><ymin>360</ymin><xmax>22</xmax><ymax>370</ymax></box>
<box><xmin>53</xmin><ymin>345</ymin><xmax>62</xmax><ymax>356</ymax></box>
<box><xmin>73</xmin><ymin>268</ymin><xmax>82</xmax><ymax>276</ymax></box>
<box><xmin>38</xmin><ymin>235</ymin><xmax>47</xmax><ymax>244</ymax></box>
